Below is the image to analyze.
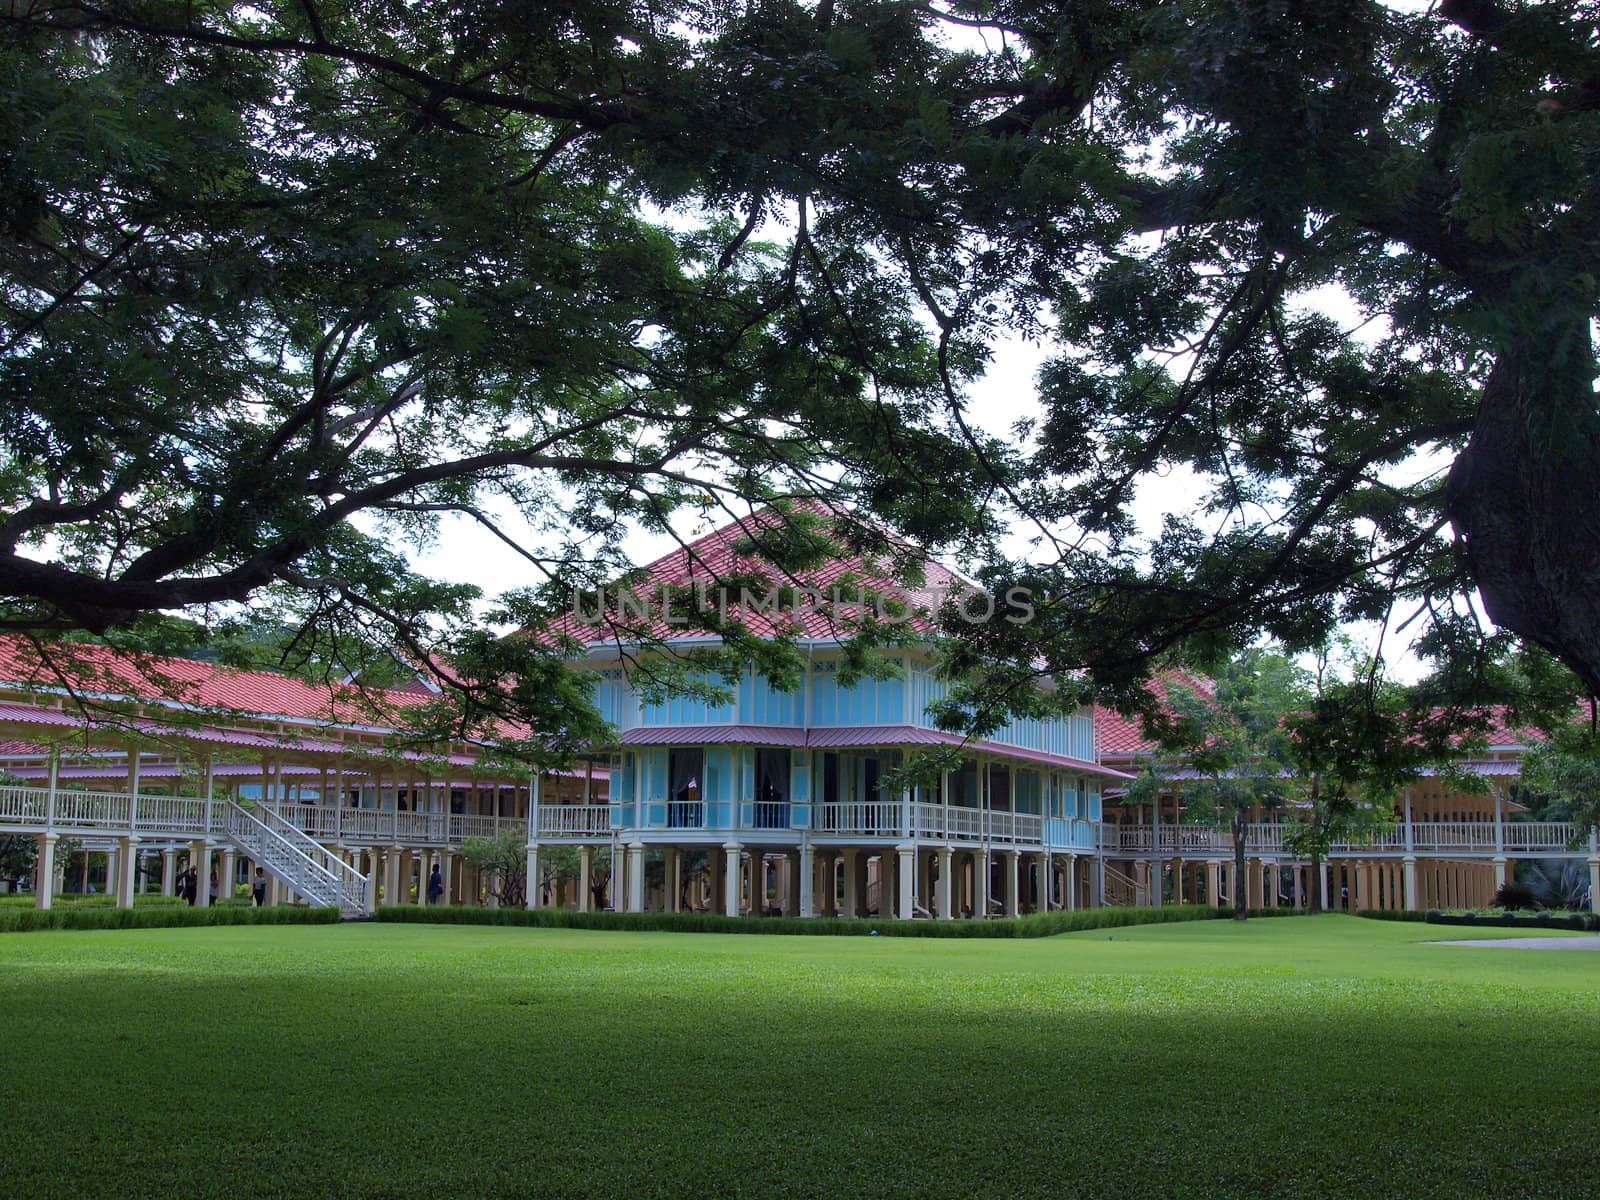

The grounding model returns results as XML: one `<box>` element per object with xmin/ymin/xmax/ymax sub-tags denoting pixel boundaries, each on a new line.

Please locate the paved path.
<box><xmin>1430</xmin><ymin>936</ymin><xmax>1600</xmax><ymax>950</ymax></box>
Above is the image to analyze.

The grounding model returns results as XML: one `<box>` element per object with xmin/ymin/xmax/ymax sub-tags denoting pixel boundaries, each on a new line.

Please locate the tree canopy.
<box><xmin>4</xmin><ymin>1</ymin><xmax>1599</xmax><ymax>752</ymax></box>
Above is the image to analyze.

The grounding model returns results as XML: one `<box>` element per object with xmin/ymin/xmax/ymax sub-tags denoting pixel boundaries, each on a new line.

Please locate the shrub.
<box><xmin>1353</xmin><ymin>909</ymin><xmax>1430</xmax><ymax>923</ymax></box>
<box><xmin>0</xmin><ymin>905</ymin><xmax>340</xmax><ymax>933</ymax></box>
<box><xmin>1417</xmin><ymin>910</ymin><xmax>1599</xmax><ymax>932</ymax></box>
<box><xmin>0</xmin><ymin>893</ymin><xmax>189</xmax><ymax>908</ymax></box>
<box><xmin>1492</xmin><ymin>881</ymin><xmax>1537</xmax><ymax>912</ymax></box>
<box><xmin>372</xmin><ymin>903</ymin><xmax>1309</xmax><ymax>939</ymax></box>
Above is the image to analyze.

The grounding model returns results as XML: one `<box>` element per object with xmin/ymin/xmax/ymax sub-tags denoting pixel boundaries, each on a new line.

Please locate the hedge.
<box><xmin>0</xmin><ymin>905</ymin><xmax>341</xmax><ymax>933</ymax></box>
<box><xmin>0</xmin><ymin>893</ymin><xmax>189</xmax><ymax>909</ymax></box>
<box><xmin>1424</xmin><ymin>909</ymin><xmax>1598</xmax><ymax>932</ymax></box>
<box><xmin>373</xmin><ymin>903</ymin><xmax>1307</xmax><ymax>938</ymax></box>
<box><xmin>1356</xmin><ymin>909</ymin><xmax>1599</xmax><ymax>931</ymax></box>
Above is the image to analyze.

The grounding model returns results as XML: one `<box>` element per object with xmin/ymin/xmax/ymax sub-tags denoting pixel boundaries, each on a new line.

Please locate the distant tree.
<box><xmin>0</xmin><ymin>2</ymin><xmax>995</xmax><ymax>760</ymax></box>
<box><xmin>457</xmin><ymin>832</ymin><xmax>526</xmax><ymax>909</ymax></box>
<box><xmin>1282</xmin><ymin>645</ymin><xmax>1421</xmax><ymax>914</ymax></box>
<box><xmin>532</xmin><ymin>844</ymin><xmax>612</xmax><ymax>909</ymax></box>
<box><xmin>1150</xmin><ymin>648</ymin><xmax>1308</xmax><ymax>920</ymax></box>
<box><xmin>1521</xmin><ymin>730</ymin><xmax>1600</xmax><ymax>848</ymax></box>
<box><xmin>0</xmin><ymin>834</ymin><xmax>34</xmax><ymax>891</ymax></box>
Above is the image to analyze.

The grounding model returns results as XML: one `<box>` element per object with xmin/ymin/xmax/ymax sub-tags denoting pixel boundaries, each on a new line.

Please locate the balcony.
<box><xmin>752</xmin><ymin>801</ymin><xmax>790</xmax><ymax>830</ymax></box>
<box><xmin>667</xmin><ymin>800</ymin><xmax>704</xmax><ymax>829</ymax></box>
<box><xmin>1098</xmin><ymin>820</ymin><xmax>1590</xmax><ymax>858</ymax></box>
<box><xmin>537</xmin><ymin>804</ymin><xmax>612</xmax><ymax>839</ymax></box>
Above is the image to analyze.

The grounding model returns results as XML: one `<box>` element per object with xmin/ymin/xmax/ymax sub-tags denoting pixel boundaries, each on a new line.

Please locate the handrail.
<box><xmin>245</xmin><ymin>803</ymin><xmax>368</xmax><ymax>905</ymax></box>
<box><xmin>219</xmin><ymin>801</ymin><xmax>367</xmax><ymax>916</ymax></box>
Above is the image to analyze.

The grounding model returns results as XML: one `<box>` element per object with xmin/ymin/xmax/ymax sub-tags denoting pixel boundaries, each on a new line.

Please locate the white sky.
<box><xmin>404</xmin><ymin>317</ymin><xmax>1438</xmax><ymax>683</ymax></box>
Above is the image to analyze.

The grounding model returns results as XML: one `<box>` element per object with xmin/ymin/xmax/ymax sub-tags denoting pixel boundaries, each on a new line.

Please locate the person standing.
<box><xmin>427</xmin><ymin>863</ymin><xmax>444</xmax><ymax>905</ymax></box>
<box><xmin>251</xmin><ymin>866</ymin><xmax>268</xmax><ymax>907</ymax></box>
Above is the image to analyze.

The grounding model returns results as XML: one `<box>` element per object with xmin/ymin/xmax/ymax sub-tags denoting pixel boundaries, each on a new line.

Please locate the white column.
<box><xmin>936</xmin><ymin>846</ymin><xmax>953</xmax><ymax>920</ymax></box>
<box><xmin>841</xmin><ymin>848</ymin><xmax>859</xmax><ymax>918</ymax></box>
<box><xmin>35</xmin><ymin>833</ymin><xmax>57</xmax><ymax>910</ymax></box>
<box><xmin>897</xmin><ymin>844</ymin><xmax>915</xmax><ymax>920</ymax></box>
<box><xmin>1589</xmin><ymin>854</ymin><xmax>1600</xmax><ymax>916</ymax></box>
<box><xmin>578</xmin><ymin>845</ymin><xmax>593</xmax><ymax>912</ymax></box>
<box><xmin>439</xmin><ymin>851</ymin><xmax>453</xmax><ymax>908</ymax></box>
<box><xmin>525</xmin><ymin>844</ymin><xmax>540</xmax><ymax>910</ymax></box>
<box><xmin>799</xmin><ymin>845</ymin><xmax>815</xmax><ymax>917</ymax></box>
<box><xmin>191</xmin><ymin>841</ymin><xmax>211</xmax><ymax>908</ymax></box>
<box><xmin>723</xmin><ymin>843</ymin><xmax>743</xmax><ymax>917</ymax></box>
<box><xmin>161</xmin><ymin>849</ymin><xmax>176</xmax><ymax>897</ymax></box>
<box><xmin>1064</xmin><ymin>854</ymin><xmax>1077</xmax><ymax>910</ymax></box>
<box><xmin>116</xmin><ymin>836</ymin><xmax>139</xmax><ymax>908</ymax></box>
<box><xmin>384</xmin><ymin>846</ymin><xmax>402</xmax><ymax>907</ymax></box>
<box><xmin>1003</xmin><ymin>849</ymin><xmax>1020</xmax><ymax>917</ymax></box>
<box><xmin>975</xmin><ymin>849</ymin><xmax>991</xmax><ymax>916</ymax></box>
<box><xmin>627</xmin><ymin>842</ymin><xmax>645</xmax><ymax>913</ymax></box>
<box><xmin>664</xmin><ymin>847</ymin><xmax>681</xmax><ymax>912</ymax></box>
<box><xmin>219</xmin><ymin>848</ymin><xmax>236</xmax><ymax>903</ymax></box>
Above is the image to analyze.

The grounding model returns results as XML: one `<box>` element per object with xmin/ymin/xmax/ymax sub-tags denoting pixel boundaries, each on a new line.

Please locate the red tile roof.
<box><xmin>1094</xmin><ymin>670</ymin><xmax>1217</xmax><ymax>759</ymax></box>
<box><xmin>0</xmin><ymin>636</ymin><xmax>426</xmax><ymax>727</ymax></box>
<box><xmin>551</xmin><ymin>502</ymin><xmax>967</xmax><ymax>645</ymax></box>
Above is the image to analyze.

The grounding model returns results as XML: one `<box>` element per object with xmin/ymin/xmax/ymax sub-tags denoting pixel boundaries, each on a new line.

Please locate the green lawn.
<box><xmin>0</xmin><ymin>917</ymin><xmax>1595</xmax><ymax>1198</ymax></box>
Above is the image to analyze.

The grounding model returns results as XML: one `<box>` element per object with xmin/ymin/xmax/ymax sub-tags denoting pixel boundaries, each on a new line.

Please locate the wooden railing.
<box><xmin>0</xmin><ymin>783</ymin><xmax>212</xmax><ymax>838</ymax></box>
<box><xmin>1100</xmin><ymin>820</ymin><xmax>1588</xmax><ymax>857</ymax></box>
<box><xmin>537</xmin><ymin>805</ymin><xmax>612</xmax><ymax>838</ymax></box>
<box><xmin>1102</xmin><ymin>864</ymin><xmax>1143</xmax><ymax>906</ymax></box>
<box><xmin>818</xmin><ymin>801</ymin><xmax>901</xmax><ymax>837</ymax></box>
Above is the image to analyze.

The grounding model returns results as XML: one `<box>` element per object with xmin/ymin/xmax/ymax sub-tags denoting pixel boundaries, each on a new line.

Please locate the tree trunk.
<box><xmin>1309</xmin><ymin>852</ymin><xmax>1324</xmax><ymax>915</ymax></box>
<box><xmin>1446</xmin><ymin>330</ymin><xmax>1600</xmax><ymax>696</ymax></box>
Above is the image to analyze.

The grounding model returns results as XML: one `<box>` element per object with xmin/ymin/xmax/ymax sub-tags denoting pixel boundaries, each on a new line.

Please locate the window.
<box><xmin>668</xmin><ymin>748</ymin><xmax>704</xmax><ymax>804</ymax></box>
<box><xmin>754</xmin><ymin>748</ymin><xmax>791</xmax><ymax>829</ymax></box>
<box><xmin>989</xmin><ymin>766</ymin><xmax>1011</xmax><ymax>811</ymax></box>
<box><xmin>755</xmin><ymin>749</ymin><xmax>790</xmax><ymax>805</ymax></box>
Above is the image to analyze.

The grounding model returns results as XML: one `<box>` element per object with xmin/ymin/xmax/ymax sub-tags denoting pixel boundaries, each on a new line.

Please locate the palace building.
<box><xmin>0</xmin><ymin>509</ymin><xmax>1595</xmax><ymax>917</ymax></box>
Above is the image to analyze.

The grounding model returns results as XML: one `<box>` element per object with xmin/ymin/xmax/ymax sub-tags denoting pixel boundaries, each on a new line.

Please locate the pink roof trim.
<box><xmin>619</xmin><ymin>725</ymin><xmax>809</xmax><ymax>747</ymax></box>
<box><xmin>616</xmin><ymin>721</ymin><xmax>1132</xmax><ymax>779</ymax></box>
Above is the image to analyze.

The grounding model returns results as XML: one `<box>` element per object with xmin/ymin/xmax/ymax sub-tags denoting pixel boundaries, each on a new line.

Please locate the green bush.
<box><xmin>0</xmin><ymin>905</ymin><xmax>340</xmax><ymax>933</ymax></box>
<box><xmin>373</xmin><ymin>903</ymin><xmax>1311</xmax><ymax>939</ymax></box>
<box><xmin>1492</xmin><ymin>881</ymin><xmax>1537</xmax><ymax>912</ymax></box>
<box><xmin>1354</xmin><ymin>909</ymin><xmax>1430</xmax><ymax>923</ymax></box>
<box><xmin>0</xmin><ymin>893</ymin><xmax>189</xmax><ymax>908</ymax></box>
<box><xmin>1416</xmin><ymin>909</ymin><xmax>1600</xmax><ymax>932</ymax></box>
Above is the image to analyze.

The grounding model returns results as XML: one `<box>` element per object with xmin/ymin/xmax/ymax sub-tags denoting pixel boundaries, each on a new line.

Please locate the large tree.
<box><xmin>7</xmin><ymin>1</ymin><xmax>1600</xmax><ymax>740</ymax></box>
<box><xmin>0</xmin><ymin>0</ymin><xmax>999</xmax><ymax>746</ymax></box>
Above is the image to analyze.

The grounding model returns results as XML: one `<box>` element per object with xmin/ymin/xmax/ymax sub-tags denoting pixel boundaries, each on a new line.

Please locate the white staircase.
<box><xmin>220</xmin><ymin>801</ymin><xmax>369</xmax><ymax>918</ymax></box>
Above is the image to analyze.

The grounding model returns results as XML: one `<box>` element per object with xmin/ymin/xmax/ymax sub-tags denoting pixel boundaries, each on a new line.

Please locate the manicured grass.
<box><xmin>0</xmin><ymin>916</ymin><xmax>1595</xmax><ymax>1198</ymax></box>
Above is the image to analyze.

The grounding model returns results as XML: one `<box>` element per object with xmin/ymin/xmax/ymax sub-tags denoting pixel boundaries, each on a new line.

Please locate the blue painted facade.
<box><xmin>590</xmin><ymin>650</ymin><xmax>1103</xmax><ymax>852</ymax></box>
